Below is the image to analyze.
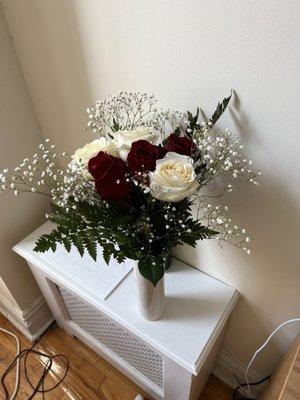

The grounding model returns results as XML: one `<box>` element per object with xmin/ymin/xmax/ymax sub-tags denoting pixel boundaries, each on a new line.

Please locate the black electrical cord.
<box><xmin>232</xmin><ymin>374</ymin><xmax>271</xmax><ymax>400</ymax></box>
<box><xmin>0</xmin><ymin>323</ymin><xmax>69</xmax><ymax>400</ymax></box>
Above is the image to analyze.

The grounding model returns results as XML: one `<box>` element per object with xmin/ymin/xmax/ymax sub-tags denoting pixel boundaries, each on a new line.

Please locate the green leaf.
<box><xmin>102</xmin><ymin>247</ymin><xmax>111</xmax><ymax>265</ymax></box>
<box><xmin>179</xmin><ymin>224</ymin><xmax>218</xmax><ymax>247</ymax></box>
<box><xmin>116</xmin><ymin>253</ymin><xmax>126</xmax><ymax>263</ymax></box>
<box><xmin>138</xmin><ymin>258</ymin><xmax>164</xmax><ymax>287</ymax></box>
<box><xmin>187</xmin><ymin>111</ymin><xmax>194</xmax><ymax>124</ymax></box>
<box><xmin>84</xmin><ymin>237</ymin><xmax>97</xmax><ymax>261</ymax></box>
<box><xmin>72</xmin><ymin>235</ymin><xmax>84</xmax><ymax>257</ymax></box>
<box><xmin>34</xmin><ymin>235</ymin><xmax>52</xmax><ymax>253</ymax></box>
<box><xmin>50</xmin><ymin>241</ymin><xmax>57</xmax><ymax>252</ymax></box>
<box><xmin>195</xmin><ymin>106</ymin><xmax>200</xmax><ymax>122</ymax></box>
<box><xmin>62</xmin><ymin>237</ymin><xmax>71</xmax><ymax>252</ymax></box>
<box><xmin>209</xmin><ymin>92</ymin><xmax>232</xmax><ymax>126</ymax></box>
<box><xmin>186</xmin><ymin>107</ymin><xmax>201</xmax><ymax>136</ymax></box>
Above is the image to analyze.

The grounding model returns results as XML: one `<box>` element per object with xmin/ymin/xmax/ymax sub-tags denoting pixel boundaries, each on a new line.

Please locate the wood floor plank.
<box><xmin>199</xmin><ymin>374</ymin><xmax>233</xmax><ymax>400</ymax></box>
<box><xmin>0</xmin><ymin>312</ymin><xmax>231</xmax><ymax>399</ymax></box>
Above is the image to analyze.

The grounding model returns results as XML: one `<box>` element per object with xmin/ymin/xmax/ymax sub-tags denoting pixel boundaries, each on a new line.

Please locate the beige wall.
<box><xmin>2</xmin><ymin>0</ymin><xmax>92</xmax><ymax>154</ymax></box>
<box><xmin>0</xmin><ymin>5</ymin><xmax>48</xmax><ymax>310</ymax></box>
<box><xmin>2</xmin><ymin>0</ymin><xmax>300</xmax><ymax>376</ymax></box>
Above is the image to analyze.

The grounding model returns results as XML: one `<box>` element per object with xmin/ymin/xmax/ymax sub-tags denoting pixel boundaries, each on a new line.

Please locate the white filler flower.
<box><xmin>71</xmin><ymin>138</ymin><xmax>117</xmax><ymax>179</ymax></box>
<box><xmin>149</xmin><ymin>152</ymin><xmax>199</xmax><ymax>202</ymax></box>
<box><xmin>113</xmin><ymin>127</ymin><xmax>157</xmax><ymax>161</ymax></box>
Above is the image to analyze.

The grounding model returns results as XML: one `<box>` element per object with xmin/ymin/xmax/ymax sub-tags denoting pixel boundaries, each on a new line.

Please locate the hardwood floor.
<box><xmin>0</xmin><ymin>313</ymin><xmax>232</xmax><ymax>399</ymax></box>
<box><xmin>200</xmin><ymin>375</ymin><xmax>233</xmax><ymax>400</ymax></box>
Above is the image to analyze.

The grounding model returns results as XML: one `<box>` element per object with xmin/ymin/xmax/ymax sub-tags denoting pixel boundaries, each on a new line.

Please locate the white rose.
<box><xmin>149</xmin><ymin>152</ymin><xmax>199</xmax><ymax>202</ymax></box>
<box><xmin>113</xmin><ymin>126</ymin><xmax>157</xmax><ymax>161</ymax></box>
<box><xmin>71</xmin><ymin>138</ymin><xmax>117</xmax><ymax>179</ymax></box>
<box><xmin>72</xmin><ymin>138</ymin><xmax>117</xmax><ymax>164</ymax></box>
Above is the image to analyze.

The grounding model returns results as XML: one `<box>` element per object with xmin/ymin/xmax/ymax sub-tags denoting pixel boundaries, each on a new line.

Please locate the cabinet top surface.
<box><xmin>14</xmin><ymin>222</ymin><xmax>238</xmax><ymax>374</ymax></box>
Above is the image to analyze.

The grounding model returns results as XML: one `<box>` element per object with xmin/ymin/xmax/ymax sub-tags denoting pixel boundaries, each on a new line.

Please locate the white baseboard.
<box><xmin>213</xmin><ymin>350</ymin><xmax>267</xmax><ymax>397</ymax></box>
<box><xmin>0</xmin><ymin>294</ymin><xmax>54</xmax><ymax>341</ymax></box>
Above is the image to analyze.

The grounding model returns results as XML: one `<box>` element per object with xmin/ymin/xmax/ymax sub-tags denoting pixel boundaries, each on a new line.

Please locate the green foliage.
<box><xmin>34</xmin><ymin>200</ymin><xmax>131</xmax><ymax>265</ymax></box>
<box><xmin>209</xmin><ymin>92</ymin><xmax>232</xmax><ymax>126</ymax></box>
<box><xmin>34</xmin><ymin>195</ymin><xmax>218</xmax><ymax>286</ymax></box>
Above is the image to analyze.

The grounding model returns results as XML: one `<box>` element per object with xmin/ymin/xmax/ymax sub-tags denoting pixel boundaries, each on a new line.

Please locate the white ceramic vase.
<box><xmin>134</xmin><ymin>263</ymin><xmax>165</xmax><ymax>321</ymax></box>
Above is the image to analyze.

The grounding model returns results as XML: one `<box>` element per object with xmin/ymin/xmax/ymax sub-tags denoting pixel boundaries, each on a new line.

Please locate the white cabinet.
<box><xmin>14</xmin><ymin>222</ymin><xmax>238</xmax><ymax>400</ymax></box>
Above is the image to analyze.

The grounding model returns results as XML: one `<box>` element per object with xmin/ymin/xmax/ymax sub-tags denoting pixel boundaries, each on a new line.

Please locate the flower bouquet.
<box><xmin>0</xmin><ymin>92</ymin><xmax>260</xmax><ymax>320</ymax></box>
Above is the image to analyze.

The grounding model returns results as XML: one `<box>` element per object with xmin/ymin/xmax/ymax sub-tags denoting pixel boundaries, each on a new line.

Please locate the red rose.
<box><xmin>127</xmin><ymin>140</ymin><xmax>168</xmax><ymax>174</ymax></box>
<box><xmin>165</xmin><ymin>133</ymin><xmax>195</xmax><ymax>156</ymax></box>
<box><xmin>88</xmin><ymin>152</ymin><xmax>131</xmax><ymax>201</ymax></box>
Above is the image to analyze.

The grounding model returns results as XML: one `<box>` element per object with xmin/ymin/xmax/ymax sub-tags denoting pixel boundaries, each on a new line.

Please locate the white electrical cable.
<box><xmin>0</xmin><ymin>327</ymin><xmax>21</xmax><ymax>400</ymax></box>
<box><xmin>241</xmin><ymin>318</ymin><xmax>300</xmax><ymax>395</ymax></box>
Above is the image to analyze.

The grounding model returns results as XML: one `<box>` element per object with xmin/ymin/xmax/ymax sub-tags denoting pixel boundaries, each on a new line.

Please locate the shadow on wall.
<box><xmin>174</xmin><ymin>95</ymin><xmax>300</xmax><ymax>375</ymax></box>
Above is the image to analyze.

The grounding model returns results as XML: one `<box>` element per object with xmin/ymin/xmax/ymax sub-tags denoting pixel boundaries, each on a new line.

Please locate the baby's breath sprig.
<box><xmin>193</xmin><ymin>124</ymin><xmax>261</xmax><ymax>189</ymax></box>
<box><xmin>86</xmin><ymin>91</ymin><xmax>185</xmax><ymax>141</ymax></box>
<box><xmin>0</xmin><ymin>138</ymin><xmax>99</xmax><ymax>214</ymax></box>
<box><xmin>196</xmin><ymin>200</ymin><xmax>252</xmax><ymax>254</ymax></box>
<box><xmin>0</xmin><ymin>139</ymin><xmax>68</xmax><ymax>198</ymax></box>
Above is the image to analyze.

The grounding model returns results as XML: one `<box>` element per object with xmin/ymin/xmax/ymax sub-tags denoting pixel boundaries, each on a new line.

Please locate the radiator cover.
<box><xmin>58</xmin><ymin>285</ymin><xmax>164</xmax><ymax>389</ymax></box>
